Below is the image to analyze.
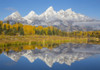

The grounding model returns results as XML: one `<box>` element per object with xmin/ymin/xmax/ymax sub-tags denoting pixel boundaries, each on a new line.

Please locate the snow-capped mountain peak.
<box><xmin>24</xmin><ymin>11</ymin><xmax>38</xmax><ymax>20</ymax></box>
<box><xmin>3</xmin><ymin>6</ymin><xmax>98</xmax><ymax>31</ymax></box>
<box><xmin>41</xmin><ymin>6</ymin><xmax>56</xmax><ymax>16</ymax></box>
<box><xmin>4</xmin><ymin>11</ymin><xmax>22</xmax><ymax>22</ymax></box>
<box><xmin>25</xmin><ymin>11</ymin><xmax>37</xmax><ymax>17</ymax></box>
<box><xmin>39</xmin><ymin>6</ymin><xmax>57</xmax><ymax>20</ymax></box>
<box><xmin>5</xmin><ymin>11</ymin><xmax>21</xmax><ymax>19</ymax></box>
<box><xmin>65</xmin><ymin>8</ymin><xmax>76</xmax><ymax>14</ymax></box>
<box><xmin>46</xmin><ymin>6</ymin><xmax>54</xmax><ymax>12</ymax></box>
<box><xmin>28</xmin><ymin>11</ymin><xmax>37</xmax><ymax>15</ymax></box>
<box><xmin>4</xmin><ymin>11</ymin><xmax>28</xmax><ymax>24</ymax></box>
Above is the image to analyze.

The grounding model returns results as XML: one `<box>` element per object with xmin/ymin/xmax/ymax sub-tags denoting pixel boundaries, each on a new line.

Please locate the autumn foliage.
<box><xmin>0</xmin><ymin>21</ymin><xmax>64</xmax><ymax>36</ymax></box>
<box><xmin>0</xmin><ymin>21</ymin><xmax>100</xmax><ymax>39</ymax></box>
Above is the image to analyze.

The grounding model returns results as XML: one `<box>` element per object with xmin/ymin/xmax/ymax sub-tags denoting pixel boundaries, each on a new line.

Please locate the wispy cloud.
<box><xmin>5</xmin><ymin>7</ymin><xmax>17</xmax><ymax>12</ymax></box>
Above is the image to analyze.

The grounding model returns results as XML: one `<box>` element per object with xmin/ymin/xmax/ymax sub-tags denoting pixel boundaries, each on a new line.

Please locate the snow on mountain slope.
<box><xmin>39</xmin><ymin>6</ymin><xmax>57</xmax><ymax>21</ymax></box>
<box><xmin>57</xmin><ymin>8</ymin><xmax>92</xmax><ymax>22</ymax></box>
<box><xmin>4</xmin><ymin>6</ymin><xmax>94</xmax><ymax>24</ymax></box>
<box><xmin>24</xmin><ymin>11</ymin><xmax>38</xmax><ymax>24</ymax></box>
<box><xmin>4</xmin><ymin>11</ymin><xmax>28</xmax><ymax>24</ymax></box>
<box><xmin>24</xmin><ymin>11</ymin><xmax>38</xmax><ymax>19</ymax></box>
<box><xmin>3</xmin><ymin>6</ymin><xmax>99</xmax><ymax>31</ymax></box>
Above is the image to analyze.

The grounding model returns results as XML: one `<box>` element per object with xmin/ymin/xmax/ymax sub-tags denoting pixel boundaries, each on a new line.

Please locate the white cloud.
<box><xmin>5</xmin><ymin>7</ymin><xmax>17</xmax><ymax>12</ymax></box>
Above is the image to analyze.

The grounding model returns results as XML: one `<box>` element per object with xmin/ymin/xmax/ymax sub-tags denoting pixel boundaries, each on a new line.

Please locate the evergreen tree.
<box><xmin>13</xmin><ymin>27</ymin><xmax>17</xmax><ymax>35</ymax></box>
<box><xmin>48</xmin><ymin>29</ymin><xmax>52</xmax><ymax>35</ymax></box>
<box><xmin>3</xmin><ymin>24</ymin><xmax>7</xmax><ymax>35</ymax></box>
<box><xmin>18</xmin><ymin>26</ymin><xmax>20</xmax><ymax>32</ymax></box>
<box><xmin>7</xmin><ymin>21</ymin><xmax>10</xmax><ymax>24</ymax></box>
<box><xmin>0</xmin><ymin>26</ymin><xmax>2</xmax><ymax>34</ymax></box>
<box><xmin>0</xmin><ymin>22</ymin><xmax>3</xmax><ymax>34</ymax></box>
<box><xmin>4</xmin><ymin>24</ymin><xmax>6</xmax><ymax>30</ymax></box>
<box><xmin>19</xmin><ymin>28</ymin><xmax>24</xmax><ymax>35</ymax></box>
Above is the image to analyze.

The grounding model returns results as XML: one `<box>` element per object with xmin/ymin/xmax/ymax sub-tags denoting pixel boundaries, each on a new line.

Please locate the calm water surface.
<box><xmin>0</xmin><ymin>43</ymin><xmax>100</xmax><ymax>70</ymax></box>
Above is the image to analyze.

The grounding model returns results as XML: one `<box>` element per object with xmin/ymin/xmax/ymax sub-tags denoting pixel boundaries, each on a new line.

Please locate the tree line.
<box><xmin>0</xmin><ymin>21</ymin><xmax>100</xmax><ymax>38</ymax></box>
<box><xmin>0</xmin><ymin>21</ymin><xmax>66</xmax><ymax>36</ymax></box>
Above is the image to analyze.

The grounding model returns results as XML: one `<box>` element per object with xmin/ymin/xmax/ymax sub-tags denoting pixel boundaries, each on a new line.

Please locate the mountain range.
<box><xmin>3</xmin><ymin>6</ymin><xmax>100</xmax><ymax>31</ymax></box>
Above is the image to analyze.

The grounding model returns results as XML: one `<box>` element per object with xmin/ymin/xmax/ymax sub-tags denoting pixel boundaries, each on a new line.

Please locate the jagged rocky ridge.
<box><xmin>4</xmin><ymin>43</ymin><xmax>100</xmax><ymax>67</ymax></box>
<box><xmin>4</xmin><ymin>6</ymin><xmax>100</xmax><ymax>31</ymax></box>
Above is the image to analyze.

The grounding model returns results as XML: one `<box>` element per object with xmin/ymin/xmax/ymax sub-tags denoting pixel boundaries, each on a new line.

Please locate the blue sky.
<box><xmin>0</xmin><ymin>0</ymin><xmax>100</xmax><ymax>20</ymax></box>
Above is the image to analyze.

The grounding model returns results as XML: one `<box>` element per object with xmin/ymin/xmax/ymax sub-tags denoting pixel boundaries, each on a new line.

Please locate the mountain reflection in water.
<box><xmin>2</xmin><ymin>43</ymin><xmax>100</xmax><ymax>67</ymax></box>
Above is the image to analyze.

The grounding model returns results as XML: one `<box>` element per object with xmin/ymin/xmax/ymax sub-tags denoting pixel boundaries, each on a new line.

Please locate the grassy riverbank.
<box><xmin>0</xmin><ymin>35</ymin><xmax>99</xmax><ymax>47</ymax></box>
